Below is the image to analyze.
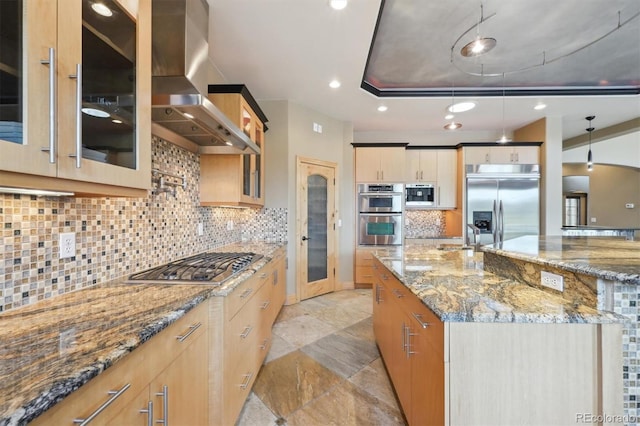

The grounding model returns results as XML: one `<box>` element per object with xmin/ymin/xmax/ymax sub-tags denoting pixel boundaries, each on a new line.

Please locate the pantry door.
<box><xmin>296</xmin><ymin>157</ymin><xmax>337</xmax><ymax>301</ymax></box>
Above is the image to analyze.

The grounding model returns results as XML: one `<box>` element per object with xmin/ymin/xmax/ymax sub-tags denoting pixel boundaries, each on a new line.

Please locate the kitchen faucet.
<box><xmin>467</xmin><ymin>224</ymin><xmax>481</xmax><ymax>250</ymax></box>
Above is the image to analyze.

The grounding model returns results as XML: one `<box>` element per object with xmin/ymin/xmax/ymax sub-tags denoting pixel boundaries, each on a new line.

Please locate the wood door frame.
<box><xmin>295</xmin><ymin>156</ymin><xmax>339</xmax><ymax>302</ymax></box>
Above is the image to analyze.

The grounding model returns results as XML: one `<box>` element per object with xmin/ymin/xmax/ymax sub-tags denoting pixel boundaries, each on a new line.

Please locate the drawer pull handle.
<box><xmin>412</xmin><ymin>312</ymin><xmax>430</xmax><ymax>329</ymax></box>
<box><xmin>260</xmin><ymin>338</ymin><xmax>269</xmax><ymax>350</ymax></box>
<box><xmin>260</xmin><ymin>273</ymin><xmax>268</xmax><ymax>278</ymax></box>
<box><xmin>40</xmin><ymin>47</ymin><xmax>56</xmax><ymax>163</ymax></box>
<box><xmin>73</xmin><ymin>383</ymin><xmax>131</xmax><ymax>425</ymax></box>
<box><xmin>176</xmin><ymin>322</ymin><xmax>202</xmax><ymax>342</ymax></box>
<box><xmin>240</xmin><ymin>325</ymin><xmax>253</xmax><ymax>339</ymax></box>
<box><xmin>138</xmin><ymin>401</ymin><xmax>153</xmax><ymax>426</ymax></box>
<box><xmin>261</xmin><ymin>300</ymin><xmax>270</xmax><ymax>310</ymax></box>
<box><xmin>240</xmin><ymin>288</ymin><xmax>253</xmax><ymax>299</ymax></box>
<box><xmin>240</xmin><ymin>372</ymin><xmax>254</xmax><ymax>389</ymax></box>
<box><xmin>155</xmin><ymin>385</ymin><xmax>168</xmax><ymax>426</ymax></box>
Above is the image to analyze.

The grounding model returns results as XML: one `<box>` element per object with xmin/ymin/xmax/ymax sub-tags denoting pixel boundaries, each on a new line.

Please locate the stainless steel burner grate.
<box><xmin>127</xmin><ymin>252</ymin><xmax>263</xmax><ymax>284</ymax></box>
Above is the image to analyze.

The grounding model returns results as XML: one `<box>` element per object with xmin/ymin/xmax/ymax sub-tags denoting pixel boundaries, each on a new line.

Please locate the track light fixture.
<box><xmin>585</xmin><ymin>115</ymin><xmax>595</xmax><ymax>172</ymax></box>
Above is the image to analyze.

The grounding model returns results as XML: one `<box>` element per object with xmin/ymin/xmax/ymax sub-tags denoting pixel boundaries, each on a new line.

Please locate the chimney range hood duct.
<box><xmin>151</xmin><ymin>0</ymin><xmax>260</xmax><ymax>155</ymax></box>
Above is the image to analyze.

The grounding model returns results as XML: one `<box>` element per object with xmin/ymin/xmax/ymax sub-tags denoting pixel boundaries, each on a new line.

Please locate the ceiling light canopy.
<box><xmin>447</xmin><ymin>101</ymin><xmax>476</xmax><ymax>113</ymax></box>
<box><xmin>461</xmin><ymin>37</ymin><xmax>496</xmax><ymax>57</ymax></box>
<box><xmin>444</xmin><ymin>122</ymin><xmax>462</xmax><ymax>130</ymax></box>
<box><xmin>330</xmin><ymin>0</ymin><xmax>347</xmax><ymax>10</ymax></box>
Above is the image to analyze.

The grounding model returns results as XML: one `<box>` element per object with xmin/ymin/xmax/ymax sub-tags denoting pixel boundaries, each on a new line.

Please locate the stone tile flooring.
<box><xmin>236</xmin><ymin>289</ymin><xmax>406</xmax><ymax>426</ymax></box>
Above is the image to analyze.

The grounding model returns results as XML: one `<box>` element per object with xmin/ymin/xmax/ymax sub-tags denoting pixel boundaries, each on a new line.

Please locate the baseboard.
<box><xmin>284</xmin><ymin>293</ymin><xmax>298</xmax><ymax>305</ymax></box>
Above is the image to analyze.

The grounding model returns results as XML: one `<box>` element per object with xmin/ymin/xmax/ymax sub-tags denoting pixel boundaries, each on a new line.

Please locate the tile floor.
<box><xmin>236</xmin><ymin>289</ymin><xmax>406</xmax><ymax>426</ymax></box>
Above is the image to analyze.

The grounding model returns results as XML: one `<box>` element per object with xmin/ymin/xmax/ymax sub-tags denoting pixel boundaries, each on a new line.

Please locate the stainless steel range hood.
<box><xmin>151</xmin><ymin>0</ymin><xmax>260</xmax><ymax>154</ymax></box>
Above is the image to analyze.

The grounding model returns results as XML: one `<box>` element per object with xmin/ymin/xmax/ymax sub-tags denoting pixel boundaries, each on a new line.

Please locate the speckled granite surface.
<box><xmin>0</xmin><ymin>242</ymin><xmax>285</xmax><ymax>426</ymax></box>
<box><xmin>481</xmin><ymin>236</ymin><xmax>640</xmax><ymax>285</ymax></box>
<box><xmin>372</xmin><ymin>243</ymin><xmax>624</xmax><ymax>324</ymax></box>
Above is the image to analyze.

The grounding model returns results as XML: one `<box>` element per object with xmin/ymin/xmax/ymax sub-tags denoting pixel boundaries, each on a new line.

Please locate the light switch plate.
<box><xmin>59</xmin><ymin>232</ymin><xmax>76</xmax><ymax>259</ymax></box>
<box><xmin>197</xmin><ymin>222</ymin><xmax>204</xmax><ymax>236</ymax></box>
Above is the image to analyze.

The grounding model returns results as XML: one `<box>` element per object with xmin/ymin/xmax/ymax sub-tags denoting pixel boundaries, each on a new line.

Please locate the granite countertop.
<box><xmin>561</xmin><ymin>225</ymin><xmax>640</xmax><ymax>230</ymax></box>
<box><xmin>481</xmin><ymin>236</ymin><xmax>640</xmax><ymax>285</ymax></box>
<box><xmin>372</xmin><ymin>243</ymin><xmax>625</xmax><ymax>324</ymax></box>
<box><xmin>0</xmin><ymin>242</ymin><xmax>285</xmax><ymax>426</ymax></box>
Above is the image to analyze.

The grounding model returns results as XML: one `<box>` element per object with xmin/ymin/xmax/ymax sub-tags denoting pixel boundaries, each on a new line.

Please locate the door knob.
<box><xmin>301</xmin><ymin>236</ymin><xmax>310</xmax><ymax>241</ymax></box>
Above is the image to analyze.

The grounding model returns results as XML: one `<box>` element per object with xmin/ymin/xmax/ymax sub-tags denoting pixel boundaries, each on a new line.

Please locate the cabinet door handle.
<box><xmin>240</xmin><ymin>372</ymin><xmax>254</xmax><ymax>389</ymax></box>
<box><xmin>406</xmin><ymin>325</ymin><xmax>417</xmax><ymax>358</ymax></box>
<box><xmin>415</xmin><ymin>171</ymin><xmax>419</xmax><ymax>180</ymax></box>
<box><xmin>40</xmin><ymin>47</ymin><xmax>56</xmax><ymax>163</ymax></box>
<box><xmin>515</xmin><ymin>152</ymin><xmax>519</xmax><ymax>162</ymax></box>
<box><xmin>261</xmin><ymin>300</ymin><xmax>270</xmax><ymax>310</ymax></box>
<box><xmin>68</xmin><ymin>64</ymin><xmax>82</xmax><ymax>168</ymax></box>
<box><xmin>485</xmin><ymin>153</ymin><xmax>490</xmax><ymax>163</ymax></box>
<box><xmin>240</xmin><ymin>288</ymin><xmax>253</xmax><ymax>299</ymax></box>
<box><xmin>138</xmin><ymin>401</ymin><xmax>153</xmax><ymax>426</ymax></box>
<box><xmin>260</xmin><ymin>338</ymin><xmax>269</xmax><ymax>351</ymax></box>
<box><xmin>73</xmin><ymin>383</ymin><xmax>131</xmax><ymax>425</ymax></box>
<box><xmin>381</xmin><ymin>170</ymin><xmax>384</xmax><ymax>180</ymax></box>
<box><xmin>240</xmin><ymin>325</ymin><xmax>253</xmax><ymax>339</ymax></box>
<box><xmin>176</xmin><ymin>322</ymin><xmax>202</xmax><ymax>342</ymax></box>
<box><xmin>412</xmin><ymin>312</ymin><xmax>430</xmax><ymax>329</ymax></box>
<box><xmin>154</xmin><ymin>385</ymin><xmax>168</xmax><ymax>426</ymax></box>
<box><xmin>401</xmin><ymin>323</ymin><xmax>406</xmax><ymax>353</ymax></box>
<box><xmin>437</xmin><ymin>186</ymin><xmax>441</xmax><ymax>205</ymax></box>
<box><xmin>420</xmin><ymin>170</ymin><xmax>423</xmax><ymax>180</ymax></box>
<box><xmin>254</xmin><ymin>170</ymin><xmax>259</xmax><ymax>199</ymax></box>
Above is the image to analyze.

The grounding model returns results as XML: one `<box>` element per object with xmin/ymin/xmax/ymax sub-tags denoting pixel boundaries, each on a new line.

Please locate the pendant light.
<box><xmin>586</xmin><ymin>115</ymin><xmax>595</xmax><ymax>172</ymax></box>
<box><xmin>497</xmin><ymin>73</ymin><xmax>511</xmax><ymax>143</ymax></box>
<box><xmin>445</xmin><ymin>75</ymin><xmax>462</xmax><ymax>130</ymax></box>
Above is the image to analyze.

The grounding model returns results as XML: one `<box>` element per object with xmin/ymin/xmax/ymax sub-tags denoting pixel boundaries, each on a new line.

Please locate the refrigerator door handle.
<box><xmin>498</xmin><ymin>200</ymin><xmax>505</xmax><ymax>243</ymax></box>
<box><xmin>492</xmin><ymin>200</ymin><xmax>498</xmax><ymax>244</ymax></box>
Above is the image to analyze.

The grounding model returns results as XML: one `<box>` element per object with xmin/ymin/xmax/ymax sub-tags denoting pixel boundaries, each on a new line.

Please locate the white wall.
<box><xmin>261</xmin><ymin>100</ymin><xmax>355</xmax><ymax>298</ymax></box>
<box><xmin>563</xmin><ymin>130</ymin><xmax>640</xmax><ymax>169</ymax></box>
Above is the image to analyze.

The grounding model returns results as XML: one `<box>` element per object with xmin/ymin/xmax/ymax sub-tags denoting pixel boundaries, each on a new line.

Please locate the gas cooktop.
<box><xmin>127</xmin><ymin>252</ymin><xmax>263</xmax><ymax>285</ymax></box>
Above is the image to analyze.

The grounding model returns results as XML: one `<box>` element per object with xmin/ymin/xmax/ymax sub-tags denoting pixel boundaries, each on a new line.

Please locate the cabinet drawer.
<box><xmin>403</xmin><ymin>293</ymin><xmax>444</xmax><ymax>356</ymax></box>
<box><xmin>225</xmin><ymin>274</ymin><xmax>262</xmax><ymax>322</ymax></box>
<box><xmin>355</xmin><ymin>266</ymin><xmax>374</xmax><ymax>283</ymax></box>
<box><xmin>355</xmin><ymin>249</ymin><xmax>374</xmax><ymax>266</ymax></box>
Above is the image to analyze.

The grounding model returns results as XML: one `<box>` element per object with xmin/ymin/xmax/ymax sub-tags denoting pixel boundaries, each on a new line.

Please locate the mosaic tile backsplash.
<box><xmin>0</xmin><ymin>137</ymin><xmax>287</xmax><ymax>313</ymax></box>
<box><xmin>404</xmin><ymin>210</ymin><xmax>446</xmax><ymax>238</ymax></box>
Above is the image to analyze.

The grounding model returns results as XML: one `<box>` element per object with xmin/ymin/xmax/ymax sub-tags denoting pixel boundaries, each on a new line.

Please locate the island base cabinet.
<box><xmin>446</xmin><ymin>322</ymin><xmax>623</xmax><ymax>426</ymax></box>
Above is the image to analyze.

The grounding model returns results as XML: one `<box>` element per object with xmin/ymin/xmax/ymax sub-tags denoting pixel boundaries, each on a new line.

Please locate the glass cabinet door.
<box><xmin>80</xmin><ymin>0</ymin><xmax>136</xmax><ymax>169</ymax></box>
<box><xmin>0</xmin><ymin>0</ymin><xmax>22</xmax><ymax>144</ymax></box>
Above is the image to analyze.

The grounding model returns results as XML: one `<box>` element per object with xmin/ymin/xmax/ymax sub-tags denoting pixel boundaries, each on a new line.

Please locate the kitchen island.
<box><xmin>371</xmin><ymin>242</ymin><xmax>625</xmax><ymax>425</ymax></box>
<box><xmin>0</xmin><ymin>242</ymin><xmax>286</xmax><ymax>426</ymax></box>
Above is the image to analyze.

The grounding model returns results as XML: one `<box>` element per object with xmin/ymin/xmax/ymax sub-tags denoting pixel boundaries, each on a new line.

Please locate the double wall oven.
<box><xmin>357</xmin><ymin>183</ymin><xmax>403</xmax><ymax>246</ymax></box>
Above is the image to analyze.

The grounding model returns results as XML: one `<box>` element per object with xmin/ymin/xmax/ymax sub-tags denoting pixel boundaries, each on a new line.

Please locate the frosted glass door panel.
<box><xmin>307</xmin><ymin>174</ymin><xmax>328</xmax><ymax>283</ymax></box>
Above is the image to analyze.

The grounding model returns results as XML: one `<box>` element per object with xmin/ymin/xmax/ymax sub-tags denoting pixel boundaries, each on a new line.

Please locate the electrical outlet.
<box><xmin>226</xmin><ymin>220</ymin><xmax>234</xmax><ymax>231</ymax></box>
<box><xmin>59</xmin><ymin>328</ymin><xmax>76</xmax><ymax>356</ymax></box>
<box><xmin>591</xmin><ymin>217</ymin><xmax>597</xmax><ymax>223</ymax></box>
<box><xmin>59</xmin><ymin>232</ymin><xmax>76</xmax><ymax>259</ymax></box>
<box><xmin>626</xmin><ymin>203</ymin><xmax>635</xmax><ymax>209</ymax></box>
<box><xmin>197</xmin><ymin>222</ymin><xmax>204</xmax><ymax>236</ymax></box>
<box><xmin>541</xmin><ymin>271</ymin><xmax>564</xmax><ymax>292</ymax></box>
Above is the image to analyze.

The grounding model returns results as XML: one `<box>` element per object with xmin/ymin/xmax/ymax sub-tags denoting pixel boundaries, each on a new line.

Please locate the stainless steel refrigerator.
<box><xmin>466</xmin><ymin>164</ymin><xmax>540</xmax><ymax>245</ymax></box>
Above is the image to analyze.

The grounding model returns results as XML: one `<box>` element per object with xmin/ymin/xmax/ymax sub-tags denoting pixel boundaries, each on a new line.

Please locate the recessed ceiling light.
<box><xmin>534</xmin><ymin>102</ymin><xmax>547</xmax><ymax>110</ymax></box>
<box><xmin>444</xmin><ymin>122</ymin><xmax>462</xmax><ymax>130</ymax></box>
<box><xmin>447</xmin><ymin>101</ymin><xmax>476</xmax><ymax>113</ymax></box>
<box><xmin>91</xmin><ymin>2</ymin><xmax>113</xmax><ymax>17</ymax></box>
<box><xmin>111</xmin><ymin>119</ymin><xmax>122</xmax><ymax>124</ymax></box>
<box><xmin>329</xmin><ymin>79</ymin><xmax>341</xmax><ymax>89</ymax></box>
<box><xmin>81</xmin><ymin>107</ymin><xmax>110</xmax><ymax>118</ymax></box>
<box><xmin>225</xmin><ymin>141</ymin><xmax>233</xmax><ymax>146</ymax></box>
<box><xmin>444</xmin><ymin>113</ymin><xmax>455</xmax><ymax>120</ymax></box>
<box><xmin>377</xmin><ymin>105</ymin><xmax>388</xmax><ymax>112</ymax></box>
<box><xmin>330</xmin><ymin>0</ymin><xmax>348</xmax><ymax>10</ymax></box>
<box><xmin>183</xmin><ymin>112</ymin><xmax>195</xmax><ymax>119</ymax></box>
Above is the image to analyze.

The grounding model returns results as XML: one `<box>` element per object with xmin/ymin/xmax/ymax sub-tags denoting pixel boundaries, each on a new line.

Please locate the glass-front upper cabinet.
<box><xmin>0</xmin><ymin>0</ymin><xmax>150</xmax><ymax>194</ymax></box>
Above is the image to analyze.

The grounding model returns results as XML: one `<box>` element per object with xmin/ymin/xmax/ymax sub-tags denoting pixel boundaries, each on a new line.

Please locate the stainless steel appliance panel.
<box><xmin>357</xmin><ymin>183</ymin><xmax>403</xmax><ymax>213</ymax></box>
<box><xmin>358</xmin><ymin>213</ymin><xmax>403</xmax><ymax>245</ymax></box>
<box><xmin>405</xmin><ymin>183</ymin><xmax>435</xmax><ymax>208</ymax></box>
<box><xmin>467</xmin><ymin>177</ymin><xmax>539</xmax><ymax>245</ymax></box>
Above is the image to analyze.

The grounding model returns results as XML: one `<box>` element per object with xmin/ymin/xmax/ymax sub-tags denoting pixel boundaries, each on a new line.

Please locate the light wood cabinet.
<box><xmin>0</xmin><ymin>0</ymin><xmax>151</xmax><ymax>197</ymax></box>
<box><xmin>355</xmin><ymin>248</ymin><xmax>375</xmax><ymax>288</ymax></box>
<box><xmin>373</xmin><ymin>257</ymin><xmax>623</xmax><ymax>426</ymax></box>
<box><xmin>435</xmin><ymin>149</ymin><xmax>457</xmax><ymax>208</ymax></box>
<box><xmin>406</xmin><ymin>150</ymin><xmax>437</xmax><ymax>182</ymax></box>
<box><xmin>355</xmin><ymin>147</ymin><xmax>406</xmax><ymax>182</ymax></box>
<box><xmin>202</xmin><ymin>86</ymin><xmax>267</xmax><ymax>207</ymax></box>
<box><xmin>464</xmin><ymin>145</ymin><xmax>539</xmax><ymax>165</ymax></box>
<box><xmin>31</xmin><ymin>302</ymin><xmax>208</xmax><ymax>426</ymax></box>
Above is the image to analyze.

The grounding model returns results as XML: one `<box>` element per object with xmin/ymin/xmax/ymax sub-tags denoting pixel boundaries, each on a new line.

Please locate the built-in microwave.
<box><xmin>357</xmin><ymin>183</ymin><xmax>404</xmax><ymax>213</ymax></box>
<box><xmin>406</xmin><ymin>183</ymin><xmax>435</xmax><ymax>208</ymax></box>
